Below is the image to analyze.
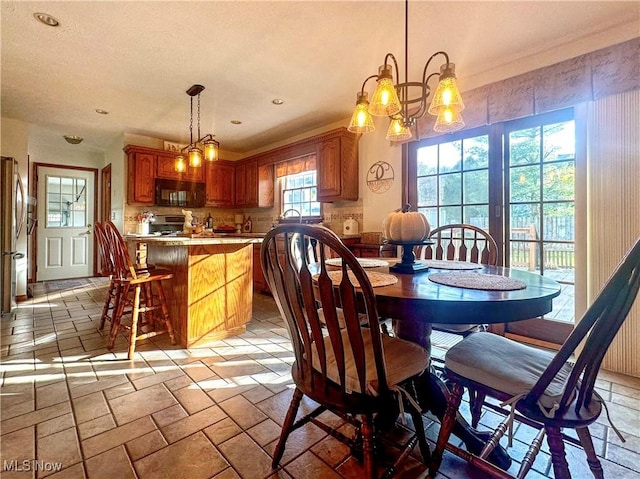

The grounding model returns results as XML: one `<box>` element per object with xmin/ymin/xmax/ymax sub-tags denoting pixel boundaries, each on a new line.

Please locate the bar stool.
<box><xmin>94</xmin><ymin>221</ymin><xmax>118</xmax><ymax>331</ymax></box>
<box><xmin>104</xmin><ymin>222</ymin><xmax>176</xmax><ymax>359</ymax></box>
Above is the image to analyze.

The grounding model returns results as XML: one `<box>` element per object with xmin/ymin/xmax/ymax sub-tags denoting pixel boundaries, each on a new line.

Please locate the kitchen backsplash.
<box><xmin>124</xmin><ymin>199</ymin><xmax>366</xmax><ymax>236</ymax></box>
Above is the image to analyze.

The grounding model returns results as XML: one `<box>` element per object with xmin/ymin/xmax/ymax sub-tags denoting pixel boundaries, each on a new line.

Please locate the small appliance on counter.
<box><xmin>343</xmin><ymin>219</ymin><xmax>359</xmax><ymax>236</ymax></box>
<box><xmin>234</xmin><ymin>214</ymin><xmax>244</xmax><ymax>234</ymax></box>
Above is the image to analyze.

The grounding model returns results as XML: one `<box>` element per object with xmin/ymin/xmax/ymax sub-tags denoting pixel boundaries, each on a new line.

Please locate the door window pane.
<box><xmin>439</xmin><ymin>173</ymin><xmax>462</xmax><ymax>205</ymax></box>
<box><xmin>46</xmin><ymin>175</ymin><xmax>87</xmax><ymax>228</ymax></box>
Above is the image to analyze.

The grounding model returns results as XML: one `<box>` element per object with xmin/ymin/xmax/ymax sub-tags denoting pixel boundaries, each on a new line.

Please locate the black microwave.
<box><xmin>155</xmin><ymin>179</ymin><xmax>206</xmax><ymax>208</ymax></box>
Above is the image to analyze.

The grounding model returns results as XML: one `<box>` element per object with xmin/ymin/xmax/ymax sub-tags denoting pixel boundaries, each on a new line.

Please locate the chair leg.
<box><xmin>429</xmin><ymin>381</ymin><xmax>464</xmax><ymax>479</ymax></box>
<box><xmin>576</xmin><ymin>426</ymin><xmax>605</xmax><ymax>479</ymax></box>
<box><xmin>99</xmin><ymin>280</ymin><xmax>115</xmax><ymax>330</ymax></box>
<box><xmin>155</xmin><ymin>281</ymin><xmax>176</xmax><ymax>344</ymax></box>
<box><xmin>127</xmin><ymin>285</ymin><xmax>142</xmax><ymax>360</ymax></box>
<box><xmin>108</xmin><ymin>283</ymin><xmax>127</xmax><ymax>349</ymax></box>
<box><xmin>408</xmin><ymin>404</ymin><xmax>431</xmax><ymax>462</ymax></box>
<box><xmin>272</xmin><ymin>388</ymin><xmax>303</xmax><ymax>469</ymax></box>
<box><xmin>469</xmin><ymin>388</ymin><xmax>485</xmax><ymax>428</ymax></box>
<box><xmin>546</xmin><ymin>426</ymin><xmax>571</xmax><ymax>479</ymax></box>
<box><xmin>361</xmin><ymin>414</ymin><xmax>376</xmax><ymax>479</ymax></box>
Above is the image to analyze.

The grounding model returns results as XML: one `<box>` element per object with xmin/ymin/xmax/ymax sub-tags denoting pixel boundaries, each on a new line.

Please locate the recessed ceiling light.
<box><xmin>95</xmin><ymin>109</ymin><xmax>109</xmax><ymax>115</ymax></box>
<box><xmin>33</xmin><ymin>13</ymin><xmax>60</xmax><ymax>27</ymax></box>
<box><xmin>63</xmin><ymin>135</ymin><xmax>83</xmax><ymax>145</ymax></box>
<box><xmin>230</xmin><ymin>120</ymin><xmax>242</xmax><ymax>125</ymax></box>
<box><xmin>272</xmin><ymin>99</ymin><xmax>284</xmax><ymax>105</ymax></box>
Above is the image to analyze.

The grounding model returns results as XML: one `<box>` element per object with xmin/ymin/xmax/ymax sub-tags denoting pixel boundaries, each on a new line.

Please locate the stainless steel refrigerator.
<box><xmin>1</xmin><ymin>156</ymin><xmax>26</xmax><ymax>314</ymax></box>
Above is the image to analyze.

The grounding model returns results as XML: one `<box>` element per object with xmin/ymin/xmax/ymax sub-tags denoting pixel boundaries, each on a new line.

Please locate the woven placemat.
<box><xmin>325</xmin><ymin>258</ymin><xmax>389</xmax><ymax>268</ymax></box>
<box><xmin>313</xmin><ymin>270</ymin><xmax>398</xmax><ymax>288</ymax></box>
<box><xmin>421</xmin><ymin>260</ymin><xmax>482</xmax><ymax>270</ymax></box>
<box><xmin>428</xmin><ymin>272</ymin><xmax>526</xmax><ymax>291</ymax></box>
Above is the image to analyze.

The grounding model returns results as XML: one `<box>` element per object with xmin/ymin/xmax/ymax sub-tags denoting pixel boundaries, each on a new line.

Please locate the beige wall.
<box><xmin>1</xmin><ymin>118</ymin><xmax>30</xmax><ymax>297</ymax></box>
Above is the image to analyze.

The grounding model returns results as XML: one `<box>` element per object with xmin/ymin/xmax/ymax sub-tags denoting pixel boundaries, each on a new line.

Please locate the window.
<box><xmin>281</xmin><ymin>170</ymin><xmax>321</xmax><ymax>217</ymax></box>
<box><xmin>408</xmin><ymin>109</ymin><xmax>576</xmax><ymax>343</ymax></box>
<box><xmin>46</xmin><ymin>175</ymin><xmax>87</xmax><ymax>227</ymax></box>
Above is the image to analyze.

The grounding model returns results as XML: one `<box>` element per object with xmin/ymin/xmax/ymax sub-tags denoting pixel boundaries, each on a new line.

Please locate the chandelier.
<box><xmin>175</xmin><ymin>84</ymin><xmax>220</xmax><ymax>172</ymax></box>
<box><xmin>347</xmin><ymin>0</ymin><xmax>465</xmax><ymax>141</ymax></box>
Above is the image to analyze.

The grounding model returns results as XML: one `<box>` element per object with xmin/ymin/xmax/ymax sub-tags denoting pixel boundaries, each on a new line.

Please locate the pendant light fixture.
<box><xmin>347</xmin><ymin>0</ymin><xmax>465</xmax><ymax>141</ymax></box>
<box><xmin>175</xmin><ymin>84</ymin><xmax>220</xmax><ymax>171</ymax></box>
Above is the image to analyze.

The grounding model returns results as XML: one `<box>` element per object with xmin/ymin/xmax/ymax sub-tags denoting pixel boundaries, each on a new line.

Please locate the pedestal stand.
<box><xmin>387</xmin><ymin>240</ymin><xmax>433</xmax><ymax>274</ymax></box>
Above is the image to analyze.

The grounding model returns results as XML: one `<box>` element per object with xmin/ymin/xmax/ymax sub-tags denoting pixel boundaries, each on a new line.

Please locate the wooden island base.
<box><xmin>145</xmin><ymin>240</ymin><xmax>255</xmax><ymax>348</ymax></box>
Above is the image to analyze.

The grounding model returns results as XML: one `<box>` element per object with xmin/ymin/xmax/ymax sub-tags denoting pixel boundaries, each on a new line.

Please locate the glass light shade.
<box><xmin>175</xmin><ymin>155</ymin><xmax>186</xmax><ymax>172</ymax></box>
<box><xmin>204</xmin><ymin>140</ymin><xmax>218</xmax><ymax>162</ymax></box>
<box><xmin>347</xmin><ymin>92</ymin><xmax>375</xmax><ymax>133</ymax></box>
<box><xmin>369</xmin><ymin>66</ymin><xmax>401</xmax><ymax>117</ymax></box>
<box><xmin>433</xmin><ymin>107</ymin><xmax>465</xmax><ymax>133</ymax></box>
<box><xmin>188</xmin><ymin>146</ymin><xmax>203</xmax><ymax>167</ymax></box>
<box><xmin>428</xmin><ymin>67</ymin><xmax>465</xmax><ymax>115</ymax></box>
<box><xmin>386</xmin><ymin>118</ymin><xmax>412</xmax><ymax>141</ymax></box>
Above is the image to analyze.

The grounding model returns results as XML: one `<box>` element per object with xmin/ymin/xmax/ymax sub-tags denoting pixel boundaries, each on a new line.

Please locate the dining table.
<box><xmin>317</xmin><ymin>257</ymin><xmax>562</xmax><ymax>469</ymax></box>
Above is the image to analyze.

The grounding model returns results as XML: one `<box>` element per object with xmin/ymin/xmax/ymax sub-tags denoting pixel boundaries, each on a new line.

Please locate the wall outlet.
<box><xmin>111</xmin><ymin>211</ymin><xmax>116</xmax><ymax>220</ymax></box>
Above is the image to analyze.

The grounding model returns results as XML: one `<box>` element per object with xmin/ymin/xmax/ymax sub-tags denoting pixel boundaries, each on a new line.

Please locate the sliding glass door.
<box><xmin>407</xmin><ymin>109</ymin><xmax>576</xmax><ymax>344</ymax></box>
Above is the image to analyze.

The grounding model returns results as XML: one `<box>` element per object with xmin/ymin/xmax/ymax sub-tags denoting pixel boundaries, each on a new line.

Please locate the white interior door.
<box><xmin>37</xmin><ymin>166</ymin><xmax>95</xmax><ymax>281</ymax></box>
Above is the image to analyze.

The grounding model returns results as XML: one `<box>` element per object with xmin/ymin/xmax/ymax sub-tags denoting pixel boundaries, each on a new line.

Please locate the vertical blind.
<box><xmin>587</xmin><ymin>89</ymin><xmax>640</xmax><ymax>377</ymax></box>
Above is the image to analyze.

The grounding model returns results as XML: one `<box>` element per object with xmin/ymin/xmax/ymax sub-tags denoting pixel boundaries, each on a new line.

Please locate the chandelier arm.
<box><xmin>359</xmin><ymin>75</ymin><xmax>379</xmax><ymax>95</ymax></box>
<box><xmin>421</xmin><ymin>51</ymin><xmax>451</xmax><ymax>85</ymax></box>
<box><xmin>197</xmin><ymin>93</ymin><xmax>201</xmax><ymax>142</ymax></box>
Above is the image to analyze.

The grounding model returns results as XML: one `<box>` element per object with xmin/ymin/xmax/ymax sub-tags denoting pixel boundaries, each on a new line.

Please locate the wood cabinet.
<box><xmin>234</xmin><ymin>160</ymin><xmax>274</xmax><ymax>208</ymax></box>
<box><xmin>126</xmin><ymin>147</ymin><xmax>155</xmax><ymax>205</ymax></box>
<box><xmin>317</xmin><ymin>132</ymin><xmax>358</xmax><ymax>202</ymax></box>
<box><xmin>253</xmin><ymin>243</ymin><xmax>270</xmax><ymax>293</ymax></box>
<box><xmin>205</xmin><ymin>160</ymin><xmax>235</xmax><ymax>207</ymax></box>
<box><xmin>235</xmin><ymin>160</ymin><xmax>257</xmax><ymax>207</ymax></box>
<box><xmin>156</xmin><ymin>154</ymin><xmax>204</xmax><ymax>182</ymax></box>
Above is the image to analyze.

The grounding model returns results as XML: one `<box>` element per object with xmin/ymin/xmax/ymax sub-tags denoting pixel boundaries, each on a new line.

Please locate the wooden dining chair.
<box><xmin>429</xmin><ymin>236</ymin><xmax>640</xmax><ymax>479</ymax></box>
<box><xmin>262</xmin><ymin>224</ymin><xmax>431</xmax><ymax>479</ymax></box>
<box><xmin>104</xmin><ymin>222</ymin><xmax>176</xmax><ymax>359</ymax></box>
<box><xmin>94</xmin><ymin>221</ymin><xmax>118</xmax><ymax>331</ymax></box>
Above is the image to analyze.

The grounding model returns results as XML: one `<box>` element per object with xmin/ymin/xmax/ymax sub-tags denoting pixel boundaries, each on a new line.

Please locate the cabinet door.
<box><xmin>235</xmin><ymin>160</ymin><xmax>258</xmax><ymax>207</ymax></box>
<box><xmin>258</xmin><ymin>165</ymin><xmax>274</xmax><ymax>208</ymax></box>
<box><xmin>245</xmin><ymin>161</ymin><xmax>258</xmax><ymax>206</ymax></box>
<box><xmin>235</xmin><ymin>163</ymin><xmax>247</xmax><ymax>206</ymax></box>
<box><xmin>206</xmin><ymin>162</ymin><xmax>235</xmax><ymax>207</ymax></box>
<box><xmin>156</xmin><ymin>155</ymin><xmax>181</xmax><ymax>180</ymax></box>
<box><xmin>128</xmin><ymin>152</ymin><xmax>155</xmax><ymax>205</ymax></box>
<box><xmin>157</xmin><ymin>155</ymin><xmax>204</xmax><ymax>182</ymax></box>
<box><xmin>317</xmin><ymin>138</ymin><xmax>342</xmax><ymax>199</ymax></box>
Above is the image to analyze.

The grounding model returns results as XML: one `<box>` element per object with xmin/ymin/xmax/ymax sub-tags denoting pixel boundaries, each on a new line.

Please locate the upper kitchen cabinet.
<box><xmin>125</xmin><ymin>145</ymin><xmax>155</xmax><ymax>205</ymax></box>
<box><xmin>317</xmin><ymin>129</ymin><xmax>358</xmax><ymax>202</ymax></box>
<box><xmin>234</xmin><ymin>160</ymin><xmax>274</xmax><ymax>208</ymax></box>
<box><xmin>156</xmin><ymin>153</ymin><xmax>204</xmax><ymax>182</ymax></box>
<box><xmin>205</xmin><ymin>160</ymin><xmax>235</xmax><ymax>207</ymax></box>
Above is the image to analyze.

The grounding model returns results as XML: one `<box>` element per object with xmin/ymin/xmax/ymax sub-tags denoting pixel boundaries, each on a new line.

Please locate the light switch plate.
<box><xmin>111</xmin><ymin>211</ymin><xmax>116</xmax><ymax>220</ymax></box>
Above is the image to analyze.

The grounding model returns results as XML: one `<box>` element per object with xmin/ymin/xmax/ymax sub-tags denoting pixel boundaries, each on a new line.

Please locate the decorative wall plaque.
<box><xmin>366</xmin><ymin>161</ymin><xmax>394</xmax><ymax>193</ymax></box>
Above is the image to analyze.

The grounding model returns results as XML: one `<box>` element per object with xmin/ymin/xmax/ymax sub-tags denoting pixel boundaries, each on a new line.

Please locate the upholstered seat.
<box><xmin>311</xmin><ymin>329</ymin><xmax>429</xmax><ymax>395</ymax></box>
<box><xmin>445</xmin><ymin>332</ymin><xmax>574</xmax><ymax>413</ymax></box>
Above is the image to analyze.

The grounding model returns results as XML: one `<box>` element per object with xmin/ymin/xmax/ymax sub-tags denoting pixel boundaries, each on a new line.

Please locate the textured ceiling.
<box><xmin>1</xmin><ymin>1</ymin><xmax>638</xmax><ymax>155</ymax></box>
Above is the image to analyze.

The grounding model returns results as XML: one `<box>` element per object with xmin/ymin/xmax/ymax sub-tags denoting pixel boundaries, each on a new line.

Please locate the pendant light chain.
<box><xmin>197</xmin><ymin>93</ymin><xmax>201</xmax><ymax>140</ymax></box>
<box><xmin>189</xmin><ymin>95</ymin><xmax>194</xmax><ymax>145</ymax></box>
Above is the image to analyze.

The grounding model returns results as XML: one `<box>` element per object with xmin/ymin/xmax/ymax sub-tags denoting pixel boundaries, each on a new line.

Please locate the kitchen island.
<box><xmin>127</xmin><ymin>235</ymin><xmax>263</xmax><ymax>348</ymax></box>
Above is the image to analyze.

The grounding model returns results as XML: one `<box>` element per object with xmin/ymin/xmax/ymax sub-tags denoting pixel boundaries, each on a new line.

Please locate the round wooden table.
<box><xmin>365</xmin><ymin>262</ymin><xmax>561</xmax><ymax>351</ymax></box>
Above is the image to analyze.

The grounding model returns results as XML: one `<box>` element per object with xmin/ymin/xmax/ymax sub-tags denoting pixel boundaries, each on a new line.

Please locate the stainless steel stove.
<box><xmin>149</xmin><ymin>214</ymin><xmax>184</xmax><ymax>235</ymax></box>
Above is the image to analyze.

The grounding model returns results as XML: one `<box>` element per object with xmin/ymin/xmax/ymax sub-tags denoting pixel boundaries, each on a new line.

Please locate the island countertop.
<box><xmin>125</xmin><ymin>234</ymin><xmax>264</xmax><ymax>246</ymax></box>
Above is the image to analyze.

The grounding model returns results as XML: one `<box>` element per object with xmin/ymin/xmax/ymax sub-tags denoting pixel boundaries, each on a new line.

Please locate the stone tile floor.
<box><xmin>1</xmin><ymin>278</ymin><xmax>639</xmax><ymax>479</ymax></box>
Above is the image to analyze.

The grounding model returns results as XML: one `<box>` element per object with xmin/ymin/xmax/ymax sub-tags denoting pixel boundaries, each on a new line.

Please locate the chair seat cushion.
<box><xmin>445</xmin><ymin>332</ymin><xmax>573</xmax><ymax>411</ymax></box>
<box><xmin>432</xmin><ymin>323</ymin><xmax>480</xmax><ymax>334</ymax></box>
<box><xmin>311</xmin><ymin>329</ymin><xmax>429</xmax><ymax>394</ymax></box>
